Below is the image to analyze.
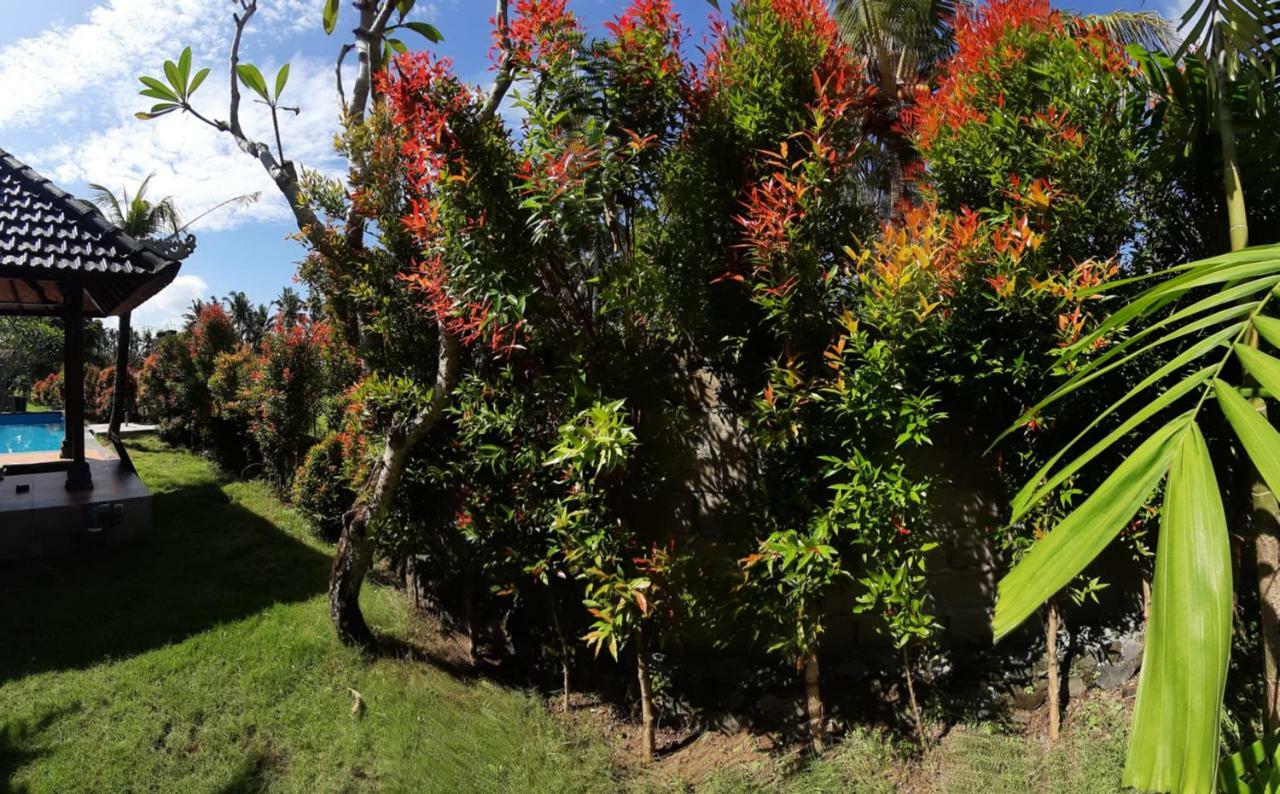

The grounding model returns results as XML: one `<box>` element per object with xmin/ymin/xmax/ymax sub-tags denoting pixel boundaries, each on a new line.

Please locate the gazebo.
<box><xmin>0</xmin><ymin>148</ymin><xmax>183</xmax><ymax>558</ymax></box>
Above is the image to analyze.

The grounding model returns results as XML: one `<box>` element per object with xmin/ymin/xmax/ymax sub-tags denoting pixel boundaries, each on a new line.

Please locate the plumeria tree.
<box><xmin>138</xmin><ymin>0</ymin><xmax>516</xmax><ymax>647</ymax></box>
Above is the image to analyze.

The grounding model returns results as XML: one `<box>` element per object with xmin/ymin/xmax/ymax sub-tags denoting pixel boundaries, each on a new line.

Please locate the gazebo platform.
<box><xmin>0</xmin><ymin>459</ymin><xmax>152</xmax><ymax>561</ymax></box>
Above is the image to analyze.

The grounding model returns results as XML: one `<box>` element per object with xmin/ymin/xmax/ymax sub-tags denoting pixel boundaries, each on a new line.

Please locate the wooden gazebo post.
<box><xmin>62</xmin><ymin>277</ymin><xmax>92</xmax><ymax>491</ymax></box>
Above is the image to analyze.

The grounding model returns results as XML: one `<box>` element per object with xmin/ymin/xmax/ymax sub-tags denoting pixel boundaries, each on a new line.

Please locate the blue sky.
<box><xmin>0</xmin><ymin>0</ymin><xmax>1179</xmax><ymax>328</ymax></box>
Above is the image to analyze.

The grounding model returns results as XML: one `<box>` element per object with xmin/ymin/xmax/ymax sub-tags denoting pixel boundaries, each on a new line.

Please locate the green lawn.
<box><xmin>0</xmin><ymin>438</ymin><xmax>615</xmax><ymax>793</ymax></box>
<box><xmin>0</xmin><ymin>438</ymin><xmax>1133</xmax><ymax>793</ymax></box>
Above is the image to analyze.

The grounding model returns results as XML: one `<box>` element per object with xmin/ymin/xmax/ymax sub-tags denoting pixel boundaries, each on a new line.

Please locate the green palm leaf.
<box><xmin>1124</xmin><ymin>422</ymin><xmax>1232</xmax><ymax>794</ymax></box>
<box><xmin>993</xmin><ymin>416</ymin><xmax>1189</xmax><ymax>641</ymax></box>
<box><xmin>1254</xmin><ymin>314</ymin><xmax>1280</xmax><ymax>349</ymax></box>
<box><xmin>1011</xmin><ymin>361</ymin><xmax>1220</xmax><ymax>522</ymax></box>
<box><xmin>1216</xmin><ymin>378</ymin><xmax>1280</xmax><ymax>500</ymax></box>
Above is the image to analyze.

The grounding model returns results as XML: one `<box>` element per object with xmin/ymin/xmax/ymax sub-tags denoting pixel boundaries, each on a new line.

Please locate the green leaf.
<box><xmin>1056</xmin><ymin>273</ymin><xmax>1278</xmax><ymax>389</ymax></box>
<box><xmin>163</xmin><ymin>59</ymin><xmax>181</xmax><ymax>94</ymax></box>
<box><xmin>140</xmin><ymin>88</ymin><xmax>179</xmax><ymax>102</ymax></box>
<box><xmin>236</xmin><ymin>63</ymin><xmax>270</xmax><ymax>101</ymax></box>
<box><xmin>387</xmin><ymin>38</ymin><xmax>408</xmax><ymax>54</ymax></box>
<box><xmin>188</xmin><ymin>67</ymin><xmax>210</xmax><ymax>98</ymax></box>
<box><xmin>1215</xmin><ymin>378</ymin><xmax>1280</xmax><ymax>501</ymax></box>
<box><xmin>139</xmin><ymin>76</ymin><xmax>179</xmax><ymax>102</ymax></box>
<box><xmin>274</xmin><ymin>63</ymin><xmax>290</xmax><ymax>100</ymax></box>
<box><xmin>404</xmin><ymin>21</ymin><xmax>444</xmax><ymax>43</ymax></box>
<box><xmin>993</xmin><ymin>416</ymin><xmax>1188</xmax><ymax>641</ymax></box>
<box><xmin>323</xmin><ymin>0</ymin><xmax>339</xmax><ymax>34</ymax></box>
<box><xmin>1237</xmin><ymin>344</ymin><xmax>1280</xmax><ymax>401</ymax></box>
<box><xmin>1254</xmin><ymin>314</ymin><xmax>1280</xmax><ymax>350</ymax></box>
<box><xmin>177</xmin><ymin>47</ymin><xmax>192</xmax><ymax>92</ymax></box>
<box><xmin>1012</xmin><ymin>361</ymin><xmax>1220</xmax><ymax>522</ymax></box>
<box><xmin>1061</xmin><ymin>245</ymin><xmax>1280</xmax><ymax>359</ymax></box>
<box><xmin>997</xmin><ymin>306</ymin><xmax>1251</xmax><ymax>449</ymax></box>
<box><xmin>1123</xmin><ymin>422</ymin><xmax>1231</xmax><ymax>794</ymax></box>
<box><xmin>1218</xmin><ymin>735</ymin><xmax>1280</xmax><ymax>794</ymax></box>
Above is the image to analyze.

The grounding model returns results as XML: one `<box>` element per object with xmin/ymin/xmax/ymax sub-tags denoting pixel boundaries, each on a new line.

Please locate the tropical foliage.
<box><xmin>113</xmin><ymin>0</ymin><xmax>1280</xmax><ymax>789</ymax></box>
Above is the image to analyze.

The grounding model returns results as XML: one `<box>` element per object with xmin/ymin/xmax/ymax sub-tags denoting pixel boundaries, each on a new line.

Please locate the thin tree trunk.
<box><xmin>902</xmin><ymin>647</ymin><xmax>928</xmax><ymax>748</ymax></box>
<box><xmin>1219</xmin><ymin>72</ymin><xmax>1280</xmax><ymax>730</ymax></box>
<box><xmin>804</xmin><ymin>650</ymin><xmax>824</xmax><ymax>753</ymax></box>
<box><xmin>636</xmin><ymin>624</ymin><xmax>656</xmax><ymax>762</ymax></box>
<box><xmin>463</xmin><ymin>575</ymin><xmax>477</xmax><ymax>664</ymax></box>
<box><xmin>1047</xmin><ymin>599</ymin><xmax>1061</xmax><ymax>743</ymax></box>
<box><xmin>1255</xmin><ymin>483</ymin><xmax>1280</xmax><ymax>732</ymax></box>
<box><xmin>108</xmin><ymin>311</ymin><xmax>131</xmax><ymax>436</ymax></box>
<box><xmin>548</xmin><ymin>585</ymin><xmax>570</xmax><ymax>714</ymax></box>
<box><xmin>329</xmin><ymin>438</ymin><xmax>402</xmax><ymax>649</ymax></box>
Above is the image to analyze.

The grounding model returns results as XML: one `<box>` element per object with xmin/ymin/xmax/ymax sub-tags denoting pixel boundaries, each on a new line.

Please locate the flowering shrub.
<box><xmin>293</xmin><ymin>431</ymin><xmax>356</xmax><ymax>539</ymax></box>
<box><xmin>248</xmin><ymin>317</ymin><xmax>329</xmax><ymax>489</ymax></box>
<box><xmin>29</xmin><ymin>370</ymin><xmax>62</xmax><ymax>410</ymax></box>
<box><xmin>207</xmin><ymin>347</ymin><xmax>261</xmax><ymax>473</ymax></box>
<box><xmin>907</xmin><ymin>0</ymin><xmax>1142</xmax><ymax>267</ymax></box>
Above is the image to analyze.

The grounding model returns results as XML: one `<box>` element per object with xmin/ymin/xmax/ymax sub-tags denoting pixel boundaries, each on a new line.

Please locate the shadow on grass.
<box><xmin>0</xmin><ymin>707</ymin><xmax>79</xmax><ymax>794</ymax></box>
<box><xmin>0</xmin><ymin>480</ymin><xmax>331</xmax><ymax>684</ymax></box>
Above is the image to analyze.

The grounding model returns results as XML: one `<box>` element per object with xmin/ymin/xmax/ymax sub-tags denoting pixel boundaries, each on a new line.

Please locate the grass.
<box><xmin>684</xmin><ymin>696</ymin><xmax>1130</xmax><ymax>793</ymax></box>
<box><xmin>0</xmin><ymin>437</ymin><xmax>1134</xmax><ymax>793</ymax></box>
<box><xmin>0</xmin><ymin>437</ymin><xmax>615</xmax><ymax>793</ymax></box>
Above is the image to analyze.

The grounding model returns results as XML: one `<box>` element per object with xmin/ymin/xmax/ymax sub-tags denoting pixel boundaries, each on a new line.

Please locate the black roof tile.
<box><xmin>0</xmin><ymin>148</ymin><xmax>178</xmax><ymax>276</ymax></box>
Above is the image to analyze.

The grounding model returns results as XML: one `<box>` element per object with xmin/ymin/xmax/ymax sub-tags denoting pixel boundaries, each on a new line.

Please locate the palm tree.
<box><xmin>271</xmin><ymin>286</ymin><xmax>307</xmax><ymax>329</ymax></box>
<box><xmin>222</xmin><ymin>291</ymin><xmax>269</xmax><ymax>347</ymax></box>
<box><xmin>89</xmin><ymin>175</ymin><xmax>181</xmax><ymax>437</ymax></box>
<box><xmin>833</xmin><ymin>0</ymin><xmax>956</xmax><ymax>215</ymax></box>
<box><xmin>992</xmin><ymin>2</ymin><xmax>1280</xmax><ymax>789</ymax></box>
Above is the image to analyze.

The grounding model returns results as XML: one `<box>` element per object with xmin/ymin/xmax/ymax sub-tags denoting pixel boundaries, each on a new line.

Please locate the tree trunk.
<box><xmin>327</xmin><ymin>331</ymin><xmax>459</xmax><ymax>648</ymax></box>
<box><xmin>1046</xmin><ymin>599</ymin><xmax>1061</xmax><ymax>743</ymax></box>
<box><xmin>902</xmin><ymin>647</ymin><xmax>927</xmax><ymax>748</ymax></box>
<box><xmin>548</xmin><ymin>585</ymin><xmax>570</xmax><ymax>714</ymax></box>
<box><xmin>804</xmin><ymin>650</ymin><xmax>824</xmax><ymax>753</ymax></box>
<box><xmin>1256</xmin><ymin>485</ymin><xmax>1280</xmax><ymax>732</ymax></box>
<box><xmin>109</xmin><ymin>311</ymin><xmax>131</xmax><ymax>436</ymax></box>
<box><xmin>636</xmin><ymin>624</ymin><xmax>656</xmax><ymax>762</ymax></box>
<box><xmin>329</xmin><ymin>438</ymin><xmax>403</xmax><ymax>649</ymax></box>
<box><xmin>463</xmin><ymin>575</ymin><xmax>478</xmax><ymax>665</ymax></box>
<box><xmin>1218</xmin><ymin>74</ymin><xmax>1280</xmax><ymax>729</ymax></box>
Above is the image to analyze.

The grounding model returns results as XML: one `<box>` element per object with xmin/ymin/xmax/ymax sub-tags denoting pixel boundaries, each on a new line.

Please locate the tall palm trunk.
<box><xmin>1218</xmin><ymin>63</ymin><xmax>1280</xmax><ymax>730</ymax></box>
<box><xmin>108</xmin><ymin>311</ymin><xmax>131</xmax><ymax>436</ymax></box>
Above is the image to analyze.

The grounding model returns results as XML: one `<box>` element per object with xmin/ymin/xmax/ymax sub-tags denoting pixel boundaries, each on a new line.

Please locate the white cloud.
<box><xmin>0</xmin><ymin>0</ymin><xmax>224</xmax><ymax>130</ymax></box>
<box><xmin>26</xmin><ymin>54</ymin><xmax>346</xmax><ymax>232</ymax></box>
<box><xmin>1159</xmin><ymin>0</ymin><xmax>1193</xmax><ymax>24</ymax></box>
<box><xmin>0</xmin><ymin>1</ymin><xmax>349</xmax><ymax>233</ymax></box>
<box><xmin>127</xmin><ymin>274</ymin><xmax>212</xmax><ymax>331</ymax></box>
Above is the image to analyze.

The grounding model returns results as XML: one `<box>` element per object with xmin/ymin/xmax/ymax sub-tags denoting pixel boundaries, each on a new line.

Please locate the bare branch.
<box><xmin>481</xmin><ymin>0</ymin><xmax>515</xmax><ymax>123</ymax></box>
<box><xmin>335</xmin><ymin>43</ymin><xmax>355</xmax><ymax>115</ymax></box>
<box><xmin>348</xmin><ymin>0</ymin><xmax>399</xmax><ymax>125</ymax></box>
<box><xmin>228</xmin><ymin>0</ymin><xmax>257</xmax><ymax>140</ymax></box>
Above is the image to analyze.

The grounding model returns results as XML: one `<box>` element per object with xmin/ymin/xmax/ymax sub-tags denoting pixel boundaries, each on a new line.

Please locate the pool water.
<box><xmin>0</xmin><ymin>412</ymin><xmax>65</xmax><ymax>454</ymax></box>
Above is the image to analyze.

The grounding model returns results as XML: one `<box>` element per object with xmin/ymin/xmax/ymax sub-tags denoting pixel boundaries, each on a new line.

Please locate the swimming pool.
<box><xmin>0</xmin><ymin>412</ymin><xmax>65</xmax><ymax>454</ymax></box>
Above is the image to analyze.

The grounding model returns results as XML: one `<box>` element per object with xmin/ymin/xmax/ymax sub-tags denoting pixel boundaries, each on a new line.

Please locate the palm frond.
<box><xmin>86</xmin><ymin>183</ymin><xmax>126</xmax><ymax>226</ymax></box>
<box><xmin>1087</xmin><ymin>10</ymin><xmax>1180</xmax><ymax>53</ymax></box>
<box><xmin>1175</xmin><ymin>0</ymin><xmax>1280</xmax><ymax>64</ymax></box>
<box><xmin>994</xmin><ymin>243</ymin><xmax>1280</xmax><ymax>792</ymax></box>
